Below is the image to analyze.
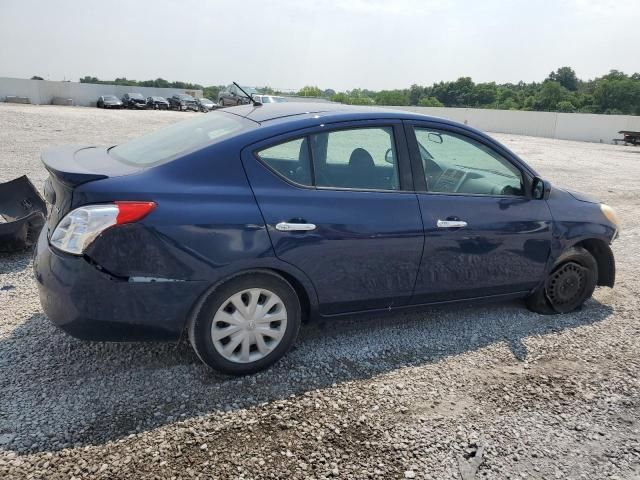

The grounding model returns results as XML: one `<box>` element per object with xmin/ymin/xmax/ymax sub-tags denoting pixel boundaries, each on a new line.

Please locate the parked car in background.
<box><xmin>253</xmin><ymin>94</ymin><xmax>287</xmax><ymax>104</ymax></box>
<box><xmin>34</xmin><ymin>103</ymin><xmax>618</xmax><ymax>375</ymax></box>
<box><xmin>218</xmin><ymin>84</ymin><xmax>257</xmax><ymax>106</ymax></box>
<box><xmin>146</xmin><ymin>96</ymin><xmax>170</xmax><ymax>110</ymax></box>
<box><xmin>168</xmin><ymin>94</ymin><xmax>198</xmax><ymax>111</ymax></box>
<box><xmin>122</xmin><ymin>93</ymin><xmax>147</xmax><ymax>109</ymax></box>
<box><xmin>96</xmin><ymin>95</ymin><xmax>123</xmax><ymax>109</ymax></box>
<box><xmin>196</xmin><ymin>97</ymin><xmax>216</xmax><ymax>112</ymax></box>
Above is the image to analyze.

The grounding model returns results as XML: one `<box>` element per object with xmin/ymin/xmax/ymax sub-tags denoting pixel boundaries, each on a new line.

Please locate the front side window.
<box><xmin>311</xmin><ymin>127</ymin><xmax>399</xmax><ymax>190</ymax></box>
<box><xmin>256</xmin><ymin>138</ymin><xmax>311</xmax><ymax>186</ymax></box>
<box><xmin>415</xmin><ymin>128</ymin><xmax>523</xmax><ymax>196</ymax></box>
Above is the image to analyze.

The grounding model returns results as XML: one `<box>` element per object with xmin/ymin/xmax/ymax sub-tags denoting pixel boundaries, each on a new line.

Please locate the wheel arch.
<box><xmin>183</xmin><ymin>265</ymin><xmax>318</xmax><ymax>342</ymax></box>
<box><xmin>572</xmin><ymin>238</ymin><xmax>615</xmax><ymax>287</ymax></box>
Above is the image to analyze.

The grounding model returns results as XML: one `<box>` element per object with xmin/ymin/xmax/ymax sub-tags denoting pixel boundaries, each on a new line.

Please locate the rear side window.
<box><xmin>256</xmin><ymin>138</ymin><xmax>312</xmax><ymax>186</ymax></box>
<box><xmin>110</xmin><ymin>111</ymin><xmax>251</xmax><ymax>166</ymax></box>
<box><xmin>311</xmin><ymin>127</ymin><xmax>399</xmax><ymax>190</ymax></box>
<box><xmin>256</xmin><ymin>126</ymin><xmax>401</xmax><ymax>191</ymax></box>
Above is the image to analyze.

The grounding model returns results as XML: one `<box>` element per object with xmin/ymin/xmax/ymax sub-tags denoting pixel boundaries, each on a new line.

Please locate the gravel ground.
<box><xmin>1</xmin><ymin>104</ymin><xmax>639</xmax><ymax>480</ymax></box>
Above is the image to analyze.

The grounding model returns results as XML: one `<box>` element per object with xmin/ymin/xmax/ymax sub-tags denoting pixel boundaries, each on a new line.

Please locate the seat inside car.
<box><xmin>347</xmin><ymin>148</ymin><xmax>376</xmax><ymax>189</ymax></box>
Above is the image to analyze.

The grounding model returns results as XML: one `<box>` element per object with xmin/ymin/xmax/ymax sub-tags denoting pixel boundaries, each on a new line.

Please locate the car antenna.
<box><xmin>233</xmin><ymin>82</ymin><xmax>262</xmax><ymax>106</ymax></box>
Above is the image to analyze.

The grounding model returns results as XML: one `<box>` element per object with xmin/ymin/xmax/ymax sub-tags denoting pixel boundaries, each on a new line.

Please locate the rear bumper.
<box><xmin>33</xmin><ymin>228</ymin><xmax>209</xmax><ymax>341</ymax></box>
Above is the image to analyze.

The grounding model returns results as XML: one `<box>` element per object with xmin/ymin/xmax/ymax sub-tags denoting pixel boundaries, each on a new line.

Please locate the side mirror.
<box><xmin>384</xmin><ymin>148</ymin><xmax>395</xmax><ymax>164</ymax></box>
<box><xmin>427</xmin><ymin>132</ymin><xmax>443</xmax><ymax>144</ymax></box>
<box><xmin>532</xmin><ymin>177</ymin><xmax>550</xmax><ymax>200</ymax></box>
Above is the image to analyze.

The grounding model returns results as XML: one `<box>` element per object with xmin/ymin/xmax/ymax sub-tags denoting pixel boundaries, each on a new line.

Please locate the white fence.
<box><xmin>387</xmin><ymin>106</ymin><xmax>640</xmax><ymax>144</ymax></box>
<box><xmin>2</xmin><ymin>77</ymin><xmax>640</xmax><ymax>144</ymax></box>
<box><xmin>0</xmin><ymin>77</ymin><xmax>202</xmax><ymax>107</ymax></box>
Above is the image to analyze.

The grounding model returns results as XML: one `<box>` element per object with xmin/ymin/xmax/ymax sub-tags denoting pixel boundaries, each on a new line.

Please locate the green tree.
<box><xmin>556</xmin><ymin>100</ymin><xmax>576</xmax><ymax>113</ymax></box>
<box><xmin>593</xmin><ymin>78</ymin><xmax>640</xmax><ymax>114</ymax></box>
<box><xmin>474</xmin><ymin>82</ymin><xmax>497</xmax><ymax>107</ymax></box>
<box><xmin>375</xmin><ymin>90</ymin><xmax>409</xmax><ymax>106</ymax></box>
<box><xmin>548</xmin><ymin>67</ymin><xmax>579</xmax><ymax>91</ymax></box>
<box><xmin>417</xmin><ymin>96</ymin><xmax>444</xmax><ymax>107</ymax></box>
<box><xmin>332</xmin><ymin>91</ymin><xmax>374</xmax><ymax>105</ymax></box>
<box><xmin>536</xmin><ymin>81</ymin><xmax>568</xmax><ymax>110</ymax></box>
<box><xmin>409</xmin><ymin>84</ymin><xmax>424</xmax><ymax>105</ymax></box>
<box><xmin>523</xmin><ymin>96</ymin><xmax>536</xmax><ymax>110</ymax></box>
<box><xmin>297</xmin><ymin>86</ymin><xmax>323</xmax><ymax>97</ymax></box>
<box><xmin>203</xmin><ymin>85</ymin><xmax>224</xmax><ymax>101</ymax></box>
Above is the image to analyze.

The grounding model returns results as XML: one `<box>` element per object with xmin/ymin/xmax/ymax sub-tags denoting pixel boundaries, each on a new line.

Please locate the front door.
<box><xmin>406</xmin><ymin>122</ymin><xmax>553</xmax><ymax>303</ymax></box>
<box><xmin>242</xmin><ymin>121</ymin><xmax>424</xmax><ymax>315</ymax></box>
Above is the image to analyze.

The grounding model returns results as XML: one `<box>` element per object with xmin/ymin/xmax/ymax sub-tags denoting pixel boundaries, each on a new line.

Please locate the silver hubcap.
<box><xmin>211</xmin><ymin>288</ymin><xmax>287</xmax><ymax>364</ymax></box>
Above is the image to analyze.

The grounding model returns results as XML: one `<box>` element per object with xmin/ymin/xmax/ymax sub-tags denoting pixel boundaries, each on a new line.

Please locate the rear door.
<box><xmin>405</xmin><ymin>121</ymin><xmax>552</xmax><ymax>303</ymax></box>
<box><xmin>242</xmin><ymin>120</ymin><xmax>424</xmax><ymax>315</ymax></box>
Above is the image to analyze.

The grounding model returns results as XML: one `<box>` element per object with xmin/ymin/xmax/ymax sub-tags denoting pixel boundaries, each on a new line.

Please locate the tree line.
<box><xmin>298</xmin><ymin>67</ymin><xmax>640</xmax><ymax>115</ymax></box>
<box><xmin>79</xmin><ymin>76</ymin><xmax>205</xmax><ymax>91</ymax></box>
<box><xmin>72</xmin><ymin>67</ymin><xmax>640</xmax><ymax>115</ymax></box>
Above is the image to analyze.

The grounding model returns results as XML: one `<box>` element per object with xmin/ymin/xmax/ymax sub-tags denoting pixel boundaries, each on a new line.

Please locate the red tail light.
<box><xmin>115</xmin><ymin>201</ymin><xmax>156</xmax><ymax>224</ymax></box>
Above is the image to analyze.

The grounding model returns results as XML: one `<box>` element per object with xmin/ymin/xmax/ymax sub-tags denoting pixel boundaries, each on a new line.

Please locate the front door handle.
<box><xmin>275</xmin><ymin>222</ymin><xmax>317</xmax><ymax>232</ymax></box>
<box><xmin>437</xmin><ymin>219</ymin><xmax>468</xmax><ymax>229</ymax></box>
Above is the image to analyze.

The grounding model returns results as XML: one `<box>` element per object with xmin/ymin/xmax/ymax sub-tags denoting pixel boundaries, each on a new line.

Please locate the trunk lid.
<box><xmin>42</xmin><ymin>145</ymin><xmax>140</xmax><ymax>230</ymax></box>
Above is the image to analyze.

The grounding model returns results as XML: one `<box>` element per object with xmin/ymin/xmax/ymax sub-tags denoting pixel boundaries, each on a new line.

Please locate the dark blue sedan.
<box><xmin>34</xmin><ymin>103</ymin><xmax>619</xmax><ymax>374</ymax></box>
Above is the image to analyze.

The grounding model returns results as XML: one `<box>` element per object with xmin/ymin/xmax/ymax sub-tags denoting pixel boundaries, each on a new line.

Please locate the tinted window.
<box><xmin>311</xmin><ymin>127</ymin><xmax>399</xmax><ymax>190</ymax></box>
<box><xmin>415</xmin><ymin>128</ymin><xmax>523</xmax><ymax>196</ymax></box>
<box><xmin>110</xmin><ymin>111</ymin><xmax>251</xmax><ymax>166</ymax></box>
<box><xmin>257</xmin><ymin>138</ymin><xmax>311</xmax><ymax>186</ymax></box>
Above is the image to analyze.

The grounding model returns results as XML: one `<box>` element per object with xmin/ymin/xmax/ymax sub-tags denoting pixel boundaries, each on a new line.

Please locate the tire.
<box><xmin>188</xmin><ymin>272</ymin><xmax>301</xmax><ymax>375</ymax></box>
<box><xmin>526</xmin><ymin>246</ymin><xmax>598</xmax><ymax>314</ymax></box>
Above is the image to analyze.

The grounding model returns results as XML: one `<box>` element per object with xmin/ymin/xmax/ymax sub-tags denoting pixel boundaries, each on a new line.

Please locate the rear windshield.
<box><xmin>110</xmin><ymin>111</ymin><xmax>253</xmax><ymax>166</ymax></box>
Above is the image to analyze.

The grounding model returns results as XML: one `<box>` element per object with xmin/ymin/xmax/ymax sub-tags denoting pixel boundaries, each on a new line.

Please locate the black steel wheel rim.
<box><xmin>546</xmin><ymin>261</ymin><xmax>587</xmax><ymax>307</ymax></box>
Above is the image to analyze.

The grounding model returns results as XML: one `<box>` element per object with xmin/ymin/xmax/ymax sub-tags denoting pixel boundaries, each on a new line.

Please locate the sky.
<box><xmin>1</xmin><ymin>0</ymin><xmax>639</xmax><ymax>91</ymax></box>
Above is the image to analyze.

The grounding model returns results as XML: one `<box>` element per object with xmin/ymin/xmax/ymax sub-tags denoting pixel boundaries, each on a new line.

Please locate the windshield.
<box><xmin>152</xmin><ymin>96</ymin><xmax>165</xmax><ymax>101</ymax></box>
<box><xmin>129</xmin><ymin>93</ymin><xmax>144</xmax><ymax>99</ymax></box>
<box><xmin>200</xmin><ymin>98</ymin><xmax>213</xmax><ymax>103</ymax></box>
<box><xmin>177</xmin><ymin>94</ymin><xmax>194</xmax><ymax>100</ymax></box>
<box><xmin>103</xmin><ymin>95</ymin><xmax>118</xmax><ymax>101</ymax></box>
<box><xmin>110</xmin><ymin>111</ymin><xmax>253</xmax><ymax>167</ymax></box>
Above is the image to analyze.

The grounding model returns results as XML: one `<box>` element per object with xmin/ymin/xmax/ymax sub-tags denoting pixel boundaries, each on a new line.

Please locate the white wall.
<box><xmin>0</xmin><ymin>77</ymin><xmax>202</xmax><ymax>107</ymax></box>
<box><xmin>386</xmin><ymin>106</ymin><xmax>640</xmax><ymax>144</ymax></box>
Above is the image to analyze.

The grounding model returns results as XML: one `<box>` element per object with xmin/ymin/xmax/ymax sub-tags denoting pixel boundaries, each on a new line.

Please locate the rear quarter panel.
<box><xmin>78</xmin><ymin>142</ymin><xmax>275</xmax><ymax>282</ymax></box>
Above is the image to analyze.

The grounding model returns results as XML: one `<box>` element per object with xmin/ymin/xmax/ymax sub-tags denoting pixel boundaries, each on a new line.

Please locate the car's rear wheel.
<box><xmin>189</xmin><ymin>272</ymin><xmax>301</xmax><ymax>375</ymax></box>
<box><xmin>526</xmin><ymin>246</ymin><xmax>598</xmax><ymax>314</ymax></box>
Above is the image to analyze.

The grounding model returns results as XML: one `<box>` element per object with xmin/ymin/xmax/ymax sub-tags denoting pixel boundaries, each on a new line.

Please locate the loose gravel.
<box><xmin>1</xmin><ymin>104</ymin><xmax>639</xmax><ymax>479</ymax></box>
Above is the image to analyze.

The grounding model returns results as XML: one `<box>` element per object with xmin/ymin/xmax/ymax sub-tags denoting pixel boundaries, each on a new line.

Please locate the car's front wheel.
<box><xmin>526</xmin><ymin>246</ymin><xmax>598</xmax><ymax>314</ymax></box>
<box><xmin>189</xmin><ymin>272</ymin><xmax>301</xmax><ymax>375</ymax></box>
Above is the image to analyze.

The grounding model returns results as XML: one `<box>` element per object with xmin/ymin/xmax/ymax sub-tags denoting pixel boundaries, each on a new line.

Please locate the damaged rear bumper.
<box><xmin>33</xmin><ymin>227</ymin><xmax>210</xmax><ymax>341</ymax></box>
<box><xmin>0</xmin><ymin>176</ymin><xmax>46</xmax><ymax>252</ymax></box>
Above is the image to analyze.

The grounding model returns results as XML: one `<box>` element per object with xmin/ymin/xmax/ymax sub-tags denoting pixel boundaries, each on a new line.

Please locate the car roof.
<box><xmin>222</xmin><ymin>102</ymin><xmax>456</xmax><ymax>126</ymax></box>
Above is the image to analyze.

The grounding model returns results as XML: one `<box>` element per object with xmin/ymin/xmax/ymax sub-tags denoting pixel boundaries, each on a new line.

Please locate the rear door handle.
<box><xmin>437</xmin><ymin>219</ymin><xmax>468</xmax><ymax>228</ymax></box>
<box><xmin>275</xmin><ymin>222</ymin><xmax>317</xmax><ymax>232</ymax></box>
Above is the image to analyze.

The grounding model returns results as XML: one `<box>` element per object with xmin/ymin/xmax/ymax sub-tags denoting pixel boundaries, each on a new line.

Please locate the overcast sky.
<box><xmin>1</xmin><ymin>0</ymin><xmax>639</xmax><ymax>91</ymax></box>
